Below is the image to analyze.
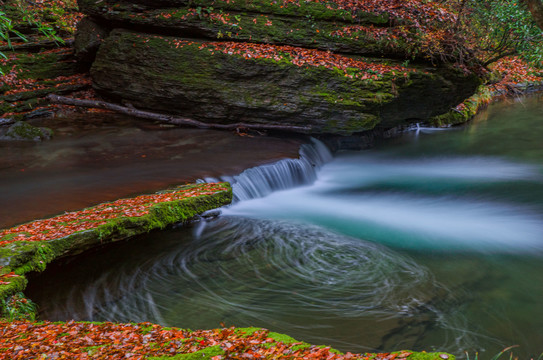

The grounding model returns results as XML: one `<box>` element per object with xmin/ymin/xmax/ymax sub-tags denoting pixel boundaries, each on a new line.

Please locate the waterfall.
<box><xmin>199</xmin><ymin>138</ymin><xmax>332</xmax><ymax>202</ymax></box>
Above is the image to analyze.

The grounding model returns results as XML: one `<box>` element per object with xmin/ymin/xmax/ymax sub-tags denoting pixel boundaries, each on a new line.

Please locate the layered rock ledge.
<box><xmin>0</xmin><ymin>183</ymin><xmax>232</xmax><ymax>319</ymax></box>
<box><xmin>76</xmin><ymin>0</ymin><xmax>481</xmax><ymax>135</ymax></box>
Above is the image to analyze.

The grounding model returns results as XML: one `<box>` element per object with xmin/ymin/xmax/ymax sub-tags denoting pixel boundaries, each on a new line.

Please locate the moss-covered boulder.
<box><xmin>90</xmin><ymin>30</ymin><xmax>478</xmax><ymax>134</ymax></box>
<box><xmin>77</xmin><ymin>0</ymin><xmax>459</xmax><ymax>61</ymax></box>
<box><xmin>77</xmin><ymin>0</ymin><xmax>481</xmax><ymax>134</ymax></box>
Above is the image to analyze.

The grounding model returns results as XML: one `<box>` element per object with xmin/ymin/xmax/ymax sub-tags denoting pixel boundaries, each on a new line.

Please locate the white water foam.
<box><xmin>223</xmin><ymin>153</ymin><xmax>543</xmax><ymax>253</ymax></box>
<box><xmin>200</xmin><ymin>138</ymin><xmax>332</xmax><ymax>201</ymax></box>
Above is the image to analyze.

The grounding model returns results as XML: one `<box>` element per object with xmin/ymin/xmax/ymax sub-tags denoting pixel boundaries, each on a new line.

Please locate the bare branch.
<box><xmin>46</xmin><ymin>95</ymin><xmax>313</xmax><ymax>133</ymax></box>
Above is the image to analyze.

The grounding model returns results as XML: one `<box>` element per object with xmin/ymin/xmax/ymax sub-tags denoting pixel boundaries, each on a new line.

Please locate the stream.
<box><xmin>26</xmin><ymin>94</ymin><xmax>543</xmax><ymax>358</ymax></box>
<box><xmin>0</xmin><ymin>114</ymin><xmax>303</xmax><ymax>228</ymax></box>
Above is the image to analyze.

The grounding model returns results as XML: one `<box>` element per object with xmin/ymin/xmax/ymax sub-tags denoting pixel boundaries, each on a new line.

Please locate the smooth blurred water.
<box><xmin>27</xmin><ymin>94</ymin><xmax>543</xmax><ymax>358</ymax></box>
<box><xmin>0</xmin><ymin>114</ymin><xmax>303</xmax><ymax>228</ymax></box>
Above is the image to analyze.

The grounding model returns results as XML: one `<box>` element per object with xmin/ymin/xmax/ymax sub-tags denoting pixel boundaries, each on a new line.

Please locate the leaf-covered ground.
<box><xmin>0</xmin><ymin>183</ymin><xmax>230</xmax><ymax>248</ymax></box>
<box><xmin>490</xmin><ymin>56</ymin><xmax>543</xmax><ymax>93</ymax></box>
<box><xmin>0</xmin><ymin>321</ymin><xmax>452</xmax><ymax>360</ymax></box>
<box><xmin>454</xmin><ymin>56</ymin><xmax>542</xmax><ymax>113</ymax></box>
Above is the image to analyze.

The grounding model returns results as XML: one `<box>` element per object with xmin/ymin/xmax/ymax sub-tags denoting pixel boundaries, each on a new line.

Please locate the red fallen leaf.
<box><xmin>2</xmin><ymin>272</ymin><xmax>20</xmax><ymax>278</ymax></box>
<box><xmin>1</xmin><ymin>183</ymin><xmax>228</xmax><ymax>247</ymax></box>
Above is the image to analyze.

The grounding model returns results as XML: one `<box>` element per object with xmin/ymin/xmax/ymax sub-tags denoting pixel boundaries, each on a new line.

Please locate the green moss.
<box><xmin>0</xmin><ymin>183</ymin><xmax>232</xmax><ymax>320</ymax></box>
<box><xmin>392</xmin><ymin>351</ymin><xmax>455</xmax><ymax>360</ymax></box>
<box><xmin>150</xmin><ymin>345</ymin><xmax>225</xmax><ymax>359</ymax></box>
<box><xmin>430</xmin><ymin>85</ymin><xmax>492</xmax><ymax>126</ymax></box>
<box><xmin>76</xmin><ymin>0</ymin><xmax>430</xmax><ymax>61</ymax></box>
<box><xmin>267</xmin><ymin>331</ymin><xmax>303</xmax><ymax>345</ymax></box>
<box><xmin>93</xmin><ymin>30</ymin><xmax>435</xmax><ymax>133</ymax></box>
<box><xmin>139</xmin><ymin>324</ymin><xmax>157</xmax><ymax>335</ymax></box>
<box><xmin>82</xmin><ymin>345</ymin><xmax>109</xmax><ymax>356</ymax></box>
<box><xmin>235</xmin><ymin>327</ymin><xmax>262</xmax><ymax>337</ymax></box>
<box><xmin>3</xmin><ymin>121</ymin><xmax>53</xmax><ymax>141</ymax></box>
<box><xmin>83</xmin><ymin>0</ymin><xmax>388</xmax><ymax>25</ymax></box>
<box><xmin>0</xmin><ymin>50</ymin><xmax>77</xmax><ymax>81</ymax></box>
<box><xmin>342</xmin><ymin>114</ymin><xmax>380</xmax><ymax>132</ymax></box>
<box><xmin>0</xmin><ymin>48</ymin><xmax>86</xmax><ymax>118</ymax></box>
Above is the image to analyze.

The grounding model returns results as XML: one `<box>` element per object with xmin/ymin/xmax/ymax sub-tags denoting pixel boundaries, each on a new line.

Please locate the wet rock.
<box><xmin>1</xmin><ymin>121</ymin><xmax>53</xmax><ymax>141</ymax></box>
<box><xmin>91</xmin><ymin>30</ymin><xmax>479</xmax><ymax>135</ymax></box>
<box><xmin>74</xmin><ymin>17</ymin><xmax>111</xmax><ymax>71</ymax></box>
<box><xmin>77</xmin><ymin>0</ymin><xmax>481</xmax><ymax>134</ymax></box>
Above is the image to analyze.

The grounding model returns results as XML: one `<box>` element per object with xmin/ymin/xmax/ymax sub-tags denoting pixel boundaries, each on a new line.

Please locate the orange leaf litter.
<box><xmin>0</xmin><ymin>183</ymin><xmax>229</xmax><ymax>248</ymax></box>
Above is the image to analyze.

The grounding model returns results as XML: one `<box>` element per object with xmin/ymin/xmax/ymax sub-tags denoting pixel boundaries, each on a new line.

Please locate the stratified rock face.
<box><xmin>78</xmin><ymin>0</ymin><xmax>458</xmax><ymax>61</ymax></box>
<box><xmin>79</xmin><ymin>0</ymin><xmax>481</xmax><ymax>134</ymax></box>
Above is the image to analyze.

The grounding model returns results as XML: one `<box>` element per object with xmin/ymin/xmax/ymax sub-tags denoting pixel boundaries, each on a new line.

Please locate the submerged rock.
<box><xmin>1</xmin><ymin>121</ymin><xmax>53</xmax><ymax>141</ymax></box>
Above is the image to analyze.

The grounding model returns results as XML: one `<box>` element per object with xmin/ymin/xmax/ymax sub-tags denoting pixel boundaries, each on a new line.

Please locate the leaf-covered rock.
<box><xmin>90</xmin><ymin>30</ymin><xmax>479</xmax><ymax>134</ymax></box>
<box><xmin>0</xmin><ymin>183</ymin><xmax>232</xmax><ymax>319</ymax></box>
<box><xmin>75</xmin><ymin>0</ymin><xmax>483</xmax><ymax>134</ymax></box>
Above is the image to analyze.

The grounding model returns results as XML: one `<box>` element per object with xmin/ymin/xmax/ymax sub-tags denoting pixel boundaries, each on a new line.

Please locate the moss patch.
<box><xmin>430</xmin><ymin>85</ymin><xmax>492</xmax><ymax>127</ymax></box>
<box><xmin>2</xmin><ymin>121</ymin><xmax>53</xmax><ymax>141</ymax></box>
<box><xmin>150</xmin><ymin>345</ymin><xmax>225</xmax><ymax>359</ymax></box>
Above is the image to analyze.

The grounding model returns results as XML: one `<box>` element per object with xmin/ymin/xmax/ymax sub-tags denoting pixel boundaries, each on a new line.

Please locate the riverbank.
<box><xmin>0</xmin><ymin>183</ymin><xmax>231</xmax><ymax>320</ymax></box>
<box><xmin>0</xmin><ymin>321</ymin><xmax>454</xmax><ymax>360</ymax></box>
<box><xmin>431</xmin><ymin>56</ymin><xmax>543</xmax><ymax>127</ymax></box>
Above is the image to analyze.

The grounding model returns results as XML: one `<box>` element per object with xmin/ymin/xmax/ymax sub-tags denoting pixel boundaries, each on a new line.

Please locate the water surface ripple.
<box><xmin>26</xmin><ymin>94</ymin><xmax>543</xmax><ymax>358</ymax></box>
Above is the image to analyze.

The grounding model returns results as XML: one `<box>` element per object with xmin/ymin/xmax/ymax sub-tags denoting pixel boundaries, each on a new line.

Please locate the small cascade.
<box><xmin>200</xmin><ymin>138</ymin><xmax>332</xmax><ymax>202</ymax></box>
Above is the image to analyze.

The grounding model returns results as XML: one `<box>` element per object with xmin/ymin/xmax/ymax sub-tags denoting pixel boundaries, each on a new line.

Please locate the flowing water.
<box><xmin>0</xmin><ymin>114</ymin><xmax>303</xmax><ymax>228</ymax></box>
<box><xmin>27</xmin><ymin>94</ymin><xmax>543</xmax><ymax>358</ymax></box>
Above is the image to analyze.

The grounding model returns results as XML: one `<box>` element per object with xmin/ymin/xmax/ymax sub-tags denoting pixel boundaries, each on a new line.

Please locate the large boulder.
<box><xmin>78</xmin><ymin>0</ymin><xmax>481</xmax><ymax>134</ymax></box>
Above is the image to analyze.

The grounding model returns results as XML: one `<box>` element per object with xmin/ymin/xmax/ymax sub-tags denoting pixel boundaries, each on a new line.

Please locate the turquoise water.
<box><xmin>27</xmin><ymin>94</ymin><xmax>543</xmax><ymax>358</ymax></box>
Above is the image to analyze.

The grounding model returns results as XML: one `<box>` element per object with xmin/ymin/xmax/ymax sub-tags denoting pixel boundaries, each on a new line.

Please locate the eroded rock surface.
<box><xmin>78</xmin><ymin>0</ymin><xmax>481</xmax><ymax>134</ymax></box>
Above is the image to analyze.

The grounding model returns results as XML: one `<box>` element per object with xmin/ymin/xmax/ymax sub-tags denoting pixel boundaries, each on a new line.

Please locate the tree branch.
<box><xmin>482</xmin><ymin>50</ymin><xmax>518</xmax><ymax>67</ymax></box>
<box><xmin>46</xmin><ymin>94</ymin><xmax>312</xmax><ymax>133</ymax></box>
